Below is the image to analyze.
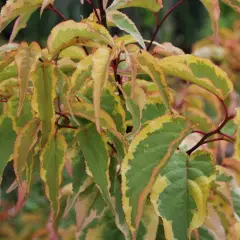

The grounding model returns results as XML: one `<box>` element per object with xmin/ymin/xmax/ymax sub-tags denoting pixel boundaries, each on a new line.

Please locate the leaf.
<box><xmin>47</xmin><ymin>20</ymin><xmax>114</xmax><ymax>57</ymax></box>
<box><xmin>6</xmin><ymin>95</ymin><xmax>33</xmax><ymax>133</ymax></box>
<box><xmin>59</xmin><ymin>46</ymin><xmax>87</xmax><ymax>60</ymax></box>
<box><xmin>0</xmin><ymin>64</ymin><xmax>18</xmax><ymax>83</ymax></box>
<box><xmin>151</xmin><ymin>150</ymin><xmax>215</xmax><ymax>240</ymax></box>
<box><xmin>200</xmin><ymin>0</ymin><xmax>220</xmax><ymax>40</ymax></box>
<box><xmin>153</xmin><ymin>42</ymin><xmax>185</xmax><ymax>56</ymax></box>
<box><xmin>107</xmin><ymin>11</ymin><xmax>145</xmax><ymax>49</ymax></box>
<box><xmin>0</xmin><ymin>0</ymin><xmax>42</xmax><ymax>33</ymax></box>
<box><xmin>191</xmin><ymin>227</ymin><xmax>215</xmax><ymax>240</ymax></box>
<box><xmin>137</xmin><ymin>50</ymin><xmax>172</xmax><ymax>112</ymax></box>
<box><xmin>15</xmin><ymin>42</ymin><xmax>41</xmax><ymax>116</ymax></box>
<box><xmin>31</xmin><ymin>62</ymin><xmax>57</xmax><ymax>147</ymax></box>
<box><xmin>0</xmin><ymin>116</ymin><xmax>16</xmax><ymax>183</ymax></box>
<box><xmin>40</xmin><ymin>133</ymin><xmax>67</xmax><ymax>215</ymax></box>
<box><xmin>76</xmin><ymin>124</ymin><xmax>113</xmax><ymax>211</ymax></box>
<box><xmin>235</xmin><ymin>108</ymin><xmax>240</xmax><ymax>161</ymax></box>
<box><xmin>121</xmin><ymin>114</ymin><xmax>192</xmax><ymax>237</ymax></box>
<box><xmin>221</xmin><ymin>0</ymin><xmax>240</xmax><ymax>12</ymax></box>
<box><xmin>107</xmin><ymin>0</ymin><xmax>163</xmax><ymax>12</ymax></box>
<box><xmin>158</xmin><ymin>55</ymin><xmax>233</xmax><ymax>99</ymax></box>
<box><xmin>92</xmin><ymin>47</ymin><xmax>112</xmax><ymax>132</ymax></box>
<box><xmin>13</xmin><ymin>119</ymin><xmax>40</xmax><ymax>185</ymax></box>
<box><xmin>0</xmin><ymin>43</ymin><xmax>19</xmax><ymax>70</ymax></box>
<box><xmin>231</xmin><ymin>189</ymin><xmax>240</xmax><ymax>218</ymax></box>
<box><xmin>9</xmin><ymin>11</ymin><xmax>34</xmax><ymax>42</ymax></box>
<box><xmin>41</xmin><ymin>0</ymin><xmax>54</xmax><ymax>16</ymax></box>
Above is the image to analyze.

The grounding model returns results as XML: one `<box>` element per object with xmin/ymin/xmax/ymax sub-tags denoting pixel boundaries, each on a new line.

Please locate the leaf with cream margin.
<box><xmin>40</xmin><ymin>0</ymin><xmax>55</xmax><ymax>16</ymax></box>
<box><xmin>76</xmin><ymin>124</ymin><xmax>113</xmax><ymax>211</ymax></box>
<box><xmin>107</xmin><ymin>0</ymin><xmax>163</xmax><ymax>12</ymax></box>
<box><xmin>107</xmin><ymin>10</ymin><xmax>145</xmax><ymax>49</ymax></box>
<box><xmin>153</xmin><ymin>42</ymin><xmax>185</xmax><ymax>56</ymax></box>
<box><xmin>122</xmin><ymin>114</ymin><xmax>192</xmax><ymax>238</ymax></box>
<box><xmin>200</xmin><ymin>0</ymin><xmax>220</xmax><ymax>40</ymax></box>
<box><xmin>0</xmin><ymin>43</ymin><xmax>19</xmax><ymax>70</ymax></box>
<box><xmin>158</xmin><ymin>55</ymin><xmax>233</xmax><ymax>100</ymax></box>
<box><xmin>47</xmin><ymin>20</ymin><xmax>114</xmax><ymax>57</ymax></box>
<box><xmin>59</xmin><ymin>46</ymin><xmax>87</xmax><ymax>61</ymax></box>
<box><xmin>31</xmin><ymin>62</ymin><xmax>57</xmax><ymax>147</ymax></box>
<box><xmin>221</xmin><ymin>0</ymin><xmax>240</xmax><ymax>12</ymax></box>
<box><xmin>15</xmin><ymin>42</ymin><xmax>41</xmax><ymax>116</ymax></box>
<box><xmin>9</xmin><ymin>11</ymin><xmax>34</xmax><ymax>42</ymax></box>
<box><xmin>151</xmin><ymin>150</ymin><xmax>215</xmax><ymax>240</ymax></box>
<box><xmin>40</xmin><ymin>133</ymin><xmax>67</xmax><ymax>215</ymax></box>
<box><xmin>0</xmin><ymin>116</ymin><xmax>16</xmax><ymax>184</ymax></box>
<box><xmin>137</xmin><ymin>50</ymin><xmax>172</xmax><ymax>112</ymax></box>
<box><xmin>0</xmin><ymin>0</ymin><xmax>42</xmax><ymax>33</ymax></box>
<box><xmin>13</xmin><ymin>119</ymin><xmax>40</xmax><ymax>186</ymax></box>
<box><xmin>92</xmin><ymin>46</ymin><xmax>112</xmax><ymax>133</ymax></box>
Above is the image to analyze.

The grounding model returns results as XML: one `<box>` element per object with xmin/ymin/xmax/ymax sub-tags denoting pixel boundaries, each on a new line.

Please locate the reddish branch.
<box><xmin>147</xmin><ymin>0</ymin><xmax>184</xmax><ymax>51</ymax></box>
<box><xmin>47</xmin><ymin>4</ymin><xmax>67</xmax><ymax>22</ymax></box>
<box><xmin>98</xmin><ymin>0</ymin><xmax>107</xmax><ymax>28</ymax></box>
<box><xmin>187</xmin><ymin>98</ymin><xmax>235</xmax><ymax>155</ymax></box>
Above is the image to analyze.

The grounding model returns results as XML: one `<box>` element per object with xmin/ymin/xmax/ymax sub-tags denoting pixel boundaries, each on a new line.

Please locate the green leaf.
<box><xmin>158</xmin><ymin>55</ymin><xmax>233</xmax><ymax>100</ymax></box>
<box><xmin>47</xmin><ymin>20</ymin><xmax>114</xmax><ymax>57</ymax></box>
<box><xmin>15</xmin><ymin>42</ymin><xmax>41</xmax><ymax>116</ymax></box>
<box><xmin>13</xmin><ymin>119</ymin><xmax>40</xmax><ymax>185</ymax></box>
<box><xmin>0</xmin><ymin>116</ymin><xmax>16</xmax><ymax>183</ymax></box>
<box><xmin>0</xmin><ymin>64</ymin><xmax>18</xmax><ymax>83</ymax></box>
<box><xmin>231</xmin><ymin>189</ymin><xmax>240</xmax><ymax>218</ymax></box>
<box><xmin>76</xmin><ymin>124</ymin><xmax>113</xmax><ymax>211</ymax></box>
<box><xmin>40</xmin><ymin>132</ymin><xmax>67</xmax><ymax>215</ymax></box>
<box><xmin>137</xmin><ymin>50</ymin><xmax>172</xmax><ymax>112</ymax></box>
<box><xmin>200</xmin><ymin>0</ymin><xmax>220</xmax><ymax>38</ymax></box>
<box><xmin>0</xmin><ymin>0</ymin><xmax>41</xmax><ymax>33</ymax></box>
<box><xmin>31</xmin><ymin>62</ymin><xmax>57</xmax><ymax>147</ymax></box>
<box><xmin>151</xmin><ymin>150</ymin><xmax>215</xmax><ymax>240</ymax></box>
<box><xmin>221</xmin><ymin>0</ymin><xmax>240</xmax><ymax>12</ymax></box>
<box><xmin>107</xmin><ymin>0</ymin><xmax>163</xmax><ymax>12</ymax></box>
<box><xmin>7</xmin><ymin>95</ymin><xmax>33</xmax><ymax>133</ymax></box>
<box><xmin>234</xmin><ymin>108</ymin><xmax>240</xmax><ymax>160</ymax></box>
<box><xmin>216</xmin><ymin>173</ymin><xmax>232</xmax><ymax>182</ymax></box>
<box><xmin>107</xmin><ymin>11</ymin><xmax>145</xmax><ymax>49</ymax></box>
<box><xmin>122</xmin><ymin>114</ymin><xmax>192</xmax><ymax>236</ymax></box>
<box><xmin>9</xmin><ymin>11</ymin><xmax>34</xmax><ymax>42</ymax></box>
<box><xmin>92</xmin><ymin>46</ymin><xmax>112</xmax><ymax>133</ymax></box>
<box><xmin>221</xmin><ymin>119</ymin><xmax>236</xmax><ymax>136</ymax></box>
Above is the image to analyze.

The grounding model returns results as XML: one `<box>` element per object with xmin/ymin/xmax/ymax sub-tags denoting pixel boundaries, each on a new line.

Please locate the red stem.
<box><xmin>47</xmin><ymin>4</ymin><xmax>67</xmax><ymax>22</ymax></box>
<box><xmin>147</xmin><ymin>0</ymin><xmax>184</xmax><ymax>51</ymax></box>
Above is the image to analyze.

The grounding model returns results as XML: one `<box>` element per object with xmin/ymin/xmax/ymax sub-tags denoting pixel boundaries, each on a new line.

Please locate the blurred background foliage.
<box><xmin>0</xmin><ymin>0</ymin><xmax>239</xmax><ymax>238</ymax></box>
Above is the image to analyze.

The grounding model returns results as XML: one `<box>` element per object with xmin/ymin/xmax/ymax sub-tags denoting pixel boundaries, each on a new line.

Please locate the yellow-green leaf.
<box><xmin>0</xmin><ymin>0</ymin><xmax>42</xmax><ymax>33</ymax></box>
<box><xmin>40</xmin><ymin>132</ymin><xmax>67</xmax><ymax>215</ymax></box>
<box><xmin>150</xmin><ymin>150</ymin><xmax>215</xmax><ymax>240</ymax></box>
<box><xmin>0</xmin><ymin>116</ymin><xmax>16</xmax><ymax>183</ymax></box>
<box><xmin>92</xmin><ymin>46</ymin><xmax>112</xmax><ymax>133</ymax></box>
<box><xmin>59</xmin><ymin>46</ymin><xmax>87</xmax><ymax>61</ymax></box>
<box><xmin>107</xmin><ymin>0</ymin><xmax>163</xmax><ymax>12</ymax></box>
<box><xmin>13</xmin><ymin>119</ymin><xmax>40</xmax><ymax>185</ymax></box>
<box><xmin>31</xmin><ymin>62</ymin><xmax>57</xmax><ymax>147</ymax></box>
<box><xmin>15</xmin><ymin>42</ymin><xmax>41</xmax><ymax>116</ymax></box>
<box><xmin>137</xmin><ymin>50</ymin><xmax>172</xmax><ymax>112</ymax></box>
<box><xmin>47</xmin><ymin>20</ymin><xmax>114</xmax><ymax>57</ymax></box>
<box><xmin>158</xmin><ymin>54</ymin><xmax>233</xmax><ymax>99</ymax></box>
<box><xmin>122</xmin><ymin>114</ymin><xmax>192</xmax><ymax>237</ymax></box>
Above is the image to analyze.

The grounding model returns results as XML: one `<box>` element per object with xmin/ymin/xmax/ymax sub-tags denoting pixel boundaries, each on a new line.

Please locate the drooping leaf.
<box><xmin>221</xmin><ymin>0</ymin><xmax>240</xmax><ymax>12</ymax></box>
<box><xmin>47</xmin><ymin>20</ymin><xmax>114</xmax><ymax>57</ymax></box>
<box><xmin>107</xmin><ymin>10</ymin><xmax>145</xmax><ymax>49</ymax></box>
<box><xmin>158</xmin><ymin>55</ymin><xmax>233</xmax><ymax>100</ymax></box>
<box><xmin>152</xmin><ymin>42</ymin><xmax>185</xmax><ymax>56</ymax></box>
<box><xmin>122</xmin><ymin>114</ymin><xmax>192</xmax><ymax>237</ymax></box>
<box><xmin>0</xmin><ymin>116</ymin><xmax>16</xmax><ymax>183</ymax></box>
<box><xmin>6</xmin><ymin>95</ymin><xmax>33</xmax><ymax>133</ymax></box>
<box><xmin>92</xmin><ymin>46</ymin><xmax>112</xmax><ymax>133</ymax></box>
<box><xmin>15</xmin><ymin>42</ymin><xmax>41</xmax><ymax>116</ymax></box>
<box><xmin>59</xmin><ymin>46</ymin><xmax>87</xmax><ymax>61</ymax></box>
<box><xmin>200</xmin><ymin>0</ymin><xmax>220</xmax><ymax>40</ymax></box>
<box><xmin>151</xmin><ymin>150</ymin><xmax>215</xmax><ymax>240</ymax></box>
<box><xmin>9</xmin><ymin>11</ymin><xmax>34</xmax><ymax>42</ymax></box>
<box><xmin>137</xmin><ymin>50</ymin><xmax>172</xmax><ymax>112</ymax></box>
<box><xmin>40</xmin><ymin>0</ymin><xmax>55</xmax><ymax>16</ymax></box>
<box><xmin>31</xmin><ymin>62</ymin><xmax>57</xmax><ymax>147</ymax></box>
<box><xmin>76</xmin><ymin>124</ymin><xmax>113</xmax><ymax>211</ymax></box>
<box><xmin>40</xmin><ymin>132</ymin><xmax>67</xmax><ymax>215</ymax></box>
<box><xmin>0</xmin><ymin>0</ymin><xmax>42</xmax><ymax>33</ymax></box>
<box><xmin>13</xmin><ymin>118</ymin><xmax>40</xmax><ymax>185</ymax></box>
<box><xmin>107</xmin><ymin>0</ymin><xmax>163</xmax><ymax>12</ymax></box>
